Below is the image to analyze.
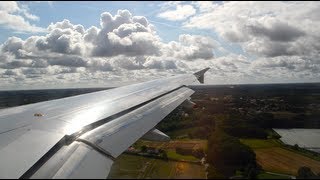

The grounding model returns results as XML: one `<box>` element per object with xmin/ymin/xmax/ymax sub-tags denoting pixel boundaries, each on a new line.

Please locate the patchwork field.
<box><xmin>107</xmin><ymin>154</ymin><xmax>206</xmax><ymax>179</ymax></box>
<box><xmin>241</xmin><ymin>139</ymin><xmax>320</xmax><ymax>176</ymax></box>
<box><xmin>108</xmin><ymin>139</ymin><xmax>207</xmax><ymax>179</ymax></box>
<box><xmin>133</xmin><ymin>139</ymin><xmax>207</xmax><ymax>151</ymax></box>
<box><xmin>255</xmin><ymin>147</ymin><xmax>320</xmax><ymax>176</ymax></box>
<box><xmin>166</xmin><ymin>150</ymin><xmax>199</xmax><ymax>162</ymax></box>
<box><xmin>240</xmin><ymin>139</ymin><xmax>281</xmax><ymax>149</ymax></box>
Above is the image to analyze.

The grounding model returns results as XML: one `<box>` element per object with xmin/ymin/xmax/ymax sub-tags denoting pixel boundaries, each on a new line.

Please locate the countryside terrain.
<box><xmin>109</xmin><ymin>83</ymin><xmax>320</xmax><ymax>179</ymax></box>
<box><xmin>1</xmin><ymin>84</ymin><xmax>320</xmax><ymax>179</ymax></box>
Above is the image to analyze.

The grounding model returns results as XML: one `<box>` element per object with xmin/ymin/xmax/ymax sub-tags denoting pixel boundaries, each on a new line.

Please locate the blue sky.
<box><xmin>0</xmin><ymin>1</ymin><xmax>319</xmax><ymax>90</ymax></box>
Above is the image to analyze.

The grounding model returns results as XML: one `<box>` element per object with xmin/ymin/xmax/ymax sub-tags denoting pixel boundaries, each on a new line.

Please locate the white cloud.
<box><xmin>184</xmin><ymin>1</ymin><xmax>320</xmax><ymax>55</ymax></box>
<box><xmin>0</xmin><ymin>2</ymin><xmax>20</xmax><ymax>13</ymax></box>
<box><xmin>181</xmin><ymin>1</ymin><xmax>320</xmax><ymax>81</ymax></box>
<box><xmin>159</xmin><ymin>1</ymin><xmax>183</xmax><ymax>11</ymax></box>
<box><xmin>0</xmin><ymin>9</ymin><xmax>220</xmax><ymax>89</ymax></box>
<box><xmin>0</xmin><ymin>1</ymin><xmax>44</xmax><ymax>33</ymax></box>
<box><xmin>18</xmin><ymin>3</ymin><xmax>40</xmax><ymax>21</ymax></box>
<box><xmin>191</xmin><ymin>1</ymin><xmax>218</xmax><ymax>13</ymax></box>
<box><xmin>161</xmin><ymin>34</ymin><xmax>216</xmax><ymax>60</ymax></box>
<box><xmin>158</xmin><ymin>4</ymin><xmax>196</xmax><ymax>21</ymax></box>
<box><xmin>144</xmin><ymin>56</ymin><xmax>178</xmax><ymax>70</ymax></box>
<box><xmin>1</xmin><ymin>5</ymin><xmax>319</xmax><ymax>90</ymax></box>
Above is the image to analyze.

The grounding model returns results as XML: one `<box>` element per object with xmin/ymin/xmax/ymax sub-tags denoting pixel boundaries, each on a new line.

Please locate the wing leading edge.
<box><xmin>0</xmin><ymin>68</ymin><xmax>209</xmax><ymax>179</ymax></box>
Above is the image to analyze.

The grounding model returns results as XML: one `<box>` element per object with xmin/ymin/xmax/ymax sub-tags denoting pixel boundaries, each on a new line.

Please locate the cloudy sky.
<box><xmin>0</xmin><ymin>1</ymin><xmax>319</xmax><ymax>90</ymax></box>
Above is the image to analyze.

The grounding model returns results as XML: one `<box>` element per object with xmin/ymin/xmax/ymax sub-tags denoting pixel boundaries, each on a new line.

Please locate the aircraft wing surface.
<box><xmin>0</xmin><ymin>68</ymin><xmax>209</xmax><ymax>179</ymax></box>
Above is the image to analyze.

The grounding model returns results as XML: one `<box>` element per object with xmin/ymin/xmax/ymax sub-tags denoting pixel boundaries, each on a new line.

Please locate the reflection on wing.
<box><xmin>0</xmin><ymin>68</ymin><xmax>209</xmax><ymax>179</ymax></box>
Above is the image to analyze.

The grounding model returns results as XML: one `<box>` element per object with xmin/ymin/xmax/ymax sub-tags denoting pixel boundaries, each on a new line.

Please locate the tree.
<box><xmin>297</xmin><ymin>166</ymin><xmax>316</xmax><ymax>179</ymax></box>
<box><xmin>141</xmin><ymin>145</ymin><xmax>147</xmax><ymax>153</ymax></box>
<box><xmin>159</xmin><ymin>149</ymin><xmax>168</xmax><ymax>160</ymax></box>
<box><xmin>206</xmin><ymin>129</ymin><xmax>260</xmax><ymax>177</ymax></box>
<box><xmin>244</xmin><ymin>162</ymin><xmax>262</xmax><ymax>179</ymax></box>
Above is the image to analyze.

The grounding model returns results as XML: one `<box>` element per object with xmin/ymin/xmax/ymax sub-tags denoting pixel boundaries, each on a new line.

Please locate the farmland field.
<box><xmin>108</xmin><ymin>140</ymin><xmax>207</xmax><ymax>179</ymax></box>
<box><xmin>270</xmin><ymin>111</ymin><xmax>297</xmax><ymax>119</ymax></box>
<box><xmin>241</xmin><ymin>138</ymin><xmax>320</xmax><ymax>176</ymax></box>
<box><xmin>107</xmin><ymin>154</ymin><xmax>206</xmax><ymax>179</ymax></box>
<box><xmin>257</xmin><ymin>172</ymin><xmax>291</xmax><ymax>179</ymax></box>
<box><xmin>255</xmin><ymin>147</ymin><xmax>320</xmax><ymax>175</ymax></box>
<box><xmin>240</xmin><ymin>139</ymin><xmax>281</xmax><ymax>149</ymax></box>
<box><xmin>133</xmin><ymin>139</ymin><xmax>207</xmax><ymax>151</ymax></box>
<box><xmin>166</xmin><ymin>150</ymin><xmax>199</xmax><ymax>162</ymax></box>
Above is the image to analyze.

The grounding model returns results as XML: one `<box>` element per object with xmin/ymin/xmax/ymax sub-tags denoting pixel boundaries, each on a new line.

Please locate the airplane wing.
<box><xmin>0</xmin><ymin>68</ymin><xmax>209</xmax><ymax>179</ymax></box>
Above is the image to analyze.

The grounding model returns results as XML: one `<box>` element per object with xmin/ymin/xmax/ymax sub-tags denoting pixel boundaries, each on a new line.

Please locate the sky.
<box><xmin>0</xmin><ymin>1</ymin><xmax>319</xmax><ymax>90</ymax></box>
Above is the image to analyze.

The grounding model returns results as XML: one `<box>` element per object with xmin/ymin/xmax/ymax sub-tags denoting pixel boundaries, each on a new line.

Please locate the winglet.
<box><xmin>141</xmin><ymin>129</ymin><xmax>170</xmax><ymax>142</ymax></box>
<box><xmin>193</xmin><ymin>68</ymin><xmax>210</xmax><ymax>84</ymax></box>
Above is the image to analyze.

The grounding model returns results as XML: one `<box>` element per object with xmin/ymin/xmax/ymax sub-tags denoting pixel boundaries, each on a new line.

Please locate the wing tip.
<box><xmin>193</xmin><ymin>68</ymin><xmax>210</xmax><ymax>84</ymax></box>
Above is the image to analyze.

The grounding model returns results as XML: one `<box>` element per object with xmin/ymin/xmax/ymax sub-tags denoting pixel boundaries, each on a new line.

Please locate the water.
<box><xmin>273</xmin><ymin>128</ymin><xmax>320</xmax><ymax>153</ymax></box>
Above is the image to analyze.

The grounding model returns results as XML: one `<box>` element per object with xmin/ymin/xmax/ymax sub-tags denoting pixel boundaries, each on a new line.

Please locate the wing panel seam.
<box><xmin>75</xmin><ymin>138</ymin><xmax>116</xmax><ymax>161</ymax></box>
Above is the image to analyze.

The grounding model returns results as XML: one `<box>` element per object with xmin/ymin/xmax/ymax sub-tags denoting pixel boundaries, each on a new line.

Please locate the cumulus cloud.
<box><xmin>36</xmin><ymin>26</ymin><xmax>86</xmax><ymax>55</ymax></box>
<box><xmin>0</xmin><ymin>1</ymin><xmax>45</xmax><ymax>33</ymax></box>
<box><xmin>251</xmin><ymin>55</ymin><xmax>320</xmax><ymax>74</ymax></box>
<box><xmin>0</xmin><ymin>1</ymin><xmax>19</xmax><ymax>13</ymax></box>
<box><xmin>1</xmin><ymin>4</ymin><xmax>318</xmax><ymax>90</ymax></box>
<box><xmin>162</xmin><ymin>34</ymin><xmax>216</xmax><ymax>60</ymax></box>
<box><xmin>91</xmin><ymin>10</ymin><xmax>162</xmax><ymax>57</ymax></box>
<box><xmin>0</xmin><ymin>9</ymin><xmax>220</xmax><ymax>89</ymax></box>
<box><xmin>247</xmin><ymin>21</ymin><xmax>305</xmax><ymax>42</ymax></box>
<box><xmin>184</xmin><ymin>1</ymin><xmax>319</xmax><ymax>57</ymax></box>
<box><xmin>144</xmin><ymin>56</ymin><xmax>178</xmax><ymax>70</ymax></box>
<box><xmin>181</xmin><ymin>1</ymin><xmax>320</xmax><ymax>82</ymax></box>
<box><xmin>47</xmin><ymin>55</ymin><xmax>88</xmax><ymax>67</ymax></box>
<box><xmin>158</xmin><ymin>4</ymin><xmax>196</xmax><ymax>21</ymax></box>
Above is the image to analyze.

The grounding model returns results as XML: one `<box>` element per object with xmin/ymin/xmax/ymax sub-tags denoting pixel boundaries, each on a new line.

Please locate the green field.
<box><xmin>166</xmin><ymin>150</ymin><xmax>199</xmax><ymax>162</ymax></box>
<box><xmin>132</xmin><ymin>139</ymin><xmax>207</xmax><ymax>153</ymax></box>
<box><xmin>108</xmin><ymin>154</ymin><xmax>206</xmax><ymax>179</ymax></box>
<box><xmin>270</xmin><ymin>111</ymin><xmax>297</xmax><ymax>119</ymax></box>
<box><xmin>240</xmin><ymin>139</ymin><xmax>281</xmax><ymax>149</ymax></box>
<box><xmin>166</xmin><ymin>127</ymin><xmax>198</xmax><ymax>139</ymax></box>
<box><xmin>257</xmin><ymin>172</ymin><xmax>291</xmax><ymax>179</ymax></box>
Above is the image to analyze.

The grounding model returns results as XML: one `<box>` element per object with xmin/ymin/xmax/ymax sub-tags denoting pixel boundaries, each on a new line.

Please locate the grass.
<box><xmin>108</xmin><ymin>154</ymin><xmax>206</xmax><ymax>179</ymax></box>
<box><xmin>166</xmin><ymin>150</ymin><xmax>199</xmax><ymax>162</ymax></box>
<box><xmin>257</xmin><ymin>172</ymin><xmax>291</xmax><ymax>179</ymax></box>
<box><xmin>270</xmin><ymin>111</ymin><xmax>297</xmax><ymax>119</ymax></box>
<box><xmin>133</xmin><ymin>139</ymin><xmax>207</xmax><ymax>152</ymax></box>
<box><xmin>166</xmin><ymin>127</ymin><xmax>198</xmax><ymax>139</ymax></box>
<box><xmin>240</xmin><ymin>138</ymin><xmax>281</xmax><ymax>149</ymax></box>
<box><xmin>108</xmin><ymin>154</ymin><xmax>148</xmax><ymax>178</ymax></box>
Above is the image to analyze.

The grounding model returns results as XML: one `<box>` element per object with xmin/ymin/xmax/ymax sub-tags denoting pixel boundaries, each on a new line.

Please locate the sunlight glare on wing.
<box><xmin>65</xmin><ymin>105</ymin><xmax>107</xmax><ymax>135</ymax></box>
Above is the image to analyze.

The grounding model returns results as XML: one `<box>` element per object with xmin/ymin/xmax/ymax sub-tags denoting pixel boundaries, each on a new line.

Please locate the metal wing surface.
<box><xmin>0</xmin><ymin>68</ymin><xmax>209</xmax><ymax>179</ymax></box>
